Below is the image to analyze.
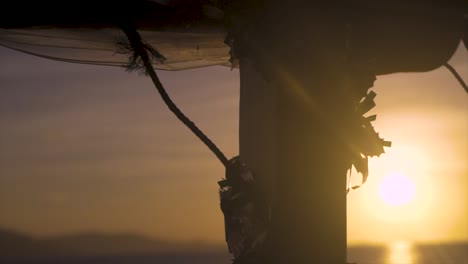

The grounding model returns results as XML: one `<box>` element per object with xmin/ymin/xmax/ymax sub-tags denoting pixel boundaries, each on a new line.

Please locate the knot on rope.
<box><xmin>116</xmin><ymin>24</ymin><xmax>166</xmax><ymax>75</ymax></box>
<box><xmin>219</xmin><ymin>157</ymin><xmax>269</xmax><ymax>263</ymax></box>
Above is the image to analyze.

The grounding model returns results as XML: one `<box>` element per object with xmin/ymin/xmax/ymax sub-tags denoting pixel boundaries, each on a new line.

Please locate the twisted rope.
<box><xmin>119</xmin><ymin>23</ymin><xmax>229</xmax><ymax>168</ymax></box>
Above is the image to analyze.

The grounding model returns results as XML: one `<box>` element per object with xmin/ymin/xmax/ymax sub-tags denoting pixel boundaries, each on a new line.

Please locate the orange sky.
<box><xmin>0</xmin><ymin>44</ymin><xmax>466</xmax><ymax>245</ymax></box>
<box><xmin>347</xmin><ymin>44</ymin><xmax>467</xmax><ymax>244</ymax></box>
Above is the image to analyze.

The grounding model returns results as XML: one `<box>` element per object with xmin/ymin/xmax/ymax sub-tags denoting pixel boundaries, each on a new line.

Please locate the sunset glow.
<box><xmin>0</xmin><ymin>44</ymin><xmax>466</xmax><ymax>246</ymax></box>
<box><xmin>379</xmin><ymin>173</ymin><xmax>415</xmax><ymax>206</ymax></box>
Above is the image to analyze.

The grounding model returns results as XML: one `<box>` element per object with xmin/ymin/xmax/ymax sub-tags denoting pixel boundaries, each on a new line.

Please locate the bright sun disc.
<box><xmin>379</xmin><ymin>173</ymin><xmax>415</xmax><ymax>206</ymax></box>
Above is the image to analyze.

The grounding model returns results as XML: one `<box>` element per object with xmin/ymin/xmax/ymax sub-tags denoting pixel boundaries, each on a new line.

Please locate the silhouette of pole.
<box><xmin>234</xmin><ymin>4</ymin><xmax>350</xmax><ymax>263</ymax></box>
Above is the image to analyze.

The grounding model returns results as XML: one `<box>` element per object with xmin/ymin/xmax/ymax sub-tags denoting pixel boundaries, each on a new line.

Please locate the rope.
<box><xmin>444</xmin><ymin>62</ymin><xmax>468</xmax><ymax>94</ymax></box>
<box><xmin>120</xmin><ymin>24</ymin><xmax>229</xmax><ymax>168</ymax></box>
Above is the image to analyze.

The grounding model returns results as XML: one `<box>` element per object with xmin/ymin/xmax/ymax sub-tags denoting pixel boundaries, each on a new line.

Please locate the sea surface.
<box><xmin>347</xmin><ymin>241</ymin><xmax>467</xmax><ymax>264</ymax></box>
<box><xmin>1</xmin><ymin>242</ymin><xmax>466</xmax><ymax>264</ymax></box>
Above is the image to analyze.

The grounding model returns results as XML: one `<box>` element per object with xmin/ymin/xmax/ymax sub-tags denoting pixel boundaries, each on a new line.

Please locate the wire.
<box><xmin>443</xmin><ymin>62</ymin><xmax>468</xmax><ymax>94</ymax></box>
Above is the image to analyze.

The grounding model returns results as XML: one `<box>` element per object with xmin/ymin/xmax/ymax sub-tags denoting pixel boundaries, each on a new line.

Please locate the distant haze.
<box><xmin>0</xmin><ymin>228</ymin><xmax>224</xmax><ymax>257</ymax></box>
<box><xmin>1</xmin><ymin>228</ymin><xmax>466</xmax><ymax>264</ymax></box>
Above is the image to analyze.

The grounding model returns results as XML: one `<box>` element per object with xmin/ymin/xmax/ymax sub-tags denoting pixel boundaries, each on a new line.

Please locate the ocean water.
<box><xmin>1</xmin><ymin>242</ymin><xmax>466</xmax><ymax>264</ymax></box>
<box><xmin>347</xmin><ymin>241</ymin><xmax>467</xmax><ymax>264</ymax></box>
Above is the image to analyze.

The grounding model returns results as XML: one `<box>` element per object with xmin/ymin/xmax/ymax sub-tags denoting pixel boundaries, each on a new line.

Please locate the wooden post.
<box><xmin>237</xmin><ymin>2</ymin><xmax>349</xmax><ymax>263</ymax></box>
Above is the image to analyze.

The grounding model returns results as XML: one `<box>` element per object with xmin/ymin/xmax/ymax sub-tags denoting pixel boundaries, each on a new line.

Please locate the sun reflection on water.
<box><xmin>387</xmin><ymin>241</ymin><xmax>417</xmax><ymax>264</ymax></box>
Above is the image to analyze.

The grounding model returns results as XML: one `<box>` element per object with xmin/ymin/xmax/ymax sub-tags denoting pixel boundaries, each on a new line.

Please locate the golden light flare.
<box><xmin>362</xmin><ymin>145</ymin><xmax>434</xmax><ymax>223</ymax></box>
<box><xmin>379</xmin><ymin>173</ymin><xmax>415</xmax><ymax>206</ymax></box>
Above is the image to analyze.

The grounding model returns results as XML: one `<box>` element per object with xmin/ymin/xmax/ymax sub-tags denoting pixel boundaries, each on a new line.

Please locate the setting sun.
<box><xmin>379</xmin><ymin>173</ymin><xmax>415</xmax><ymax>206</ymax></box>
